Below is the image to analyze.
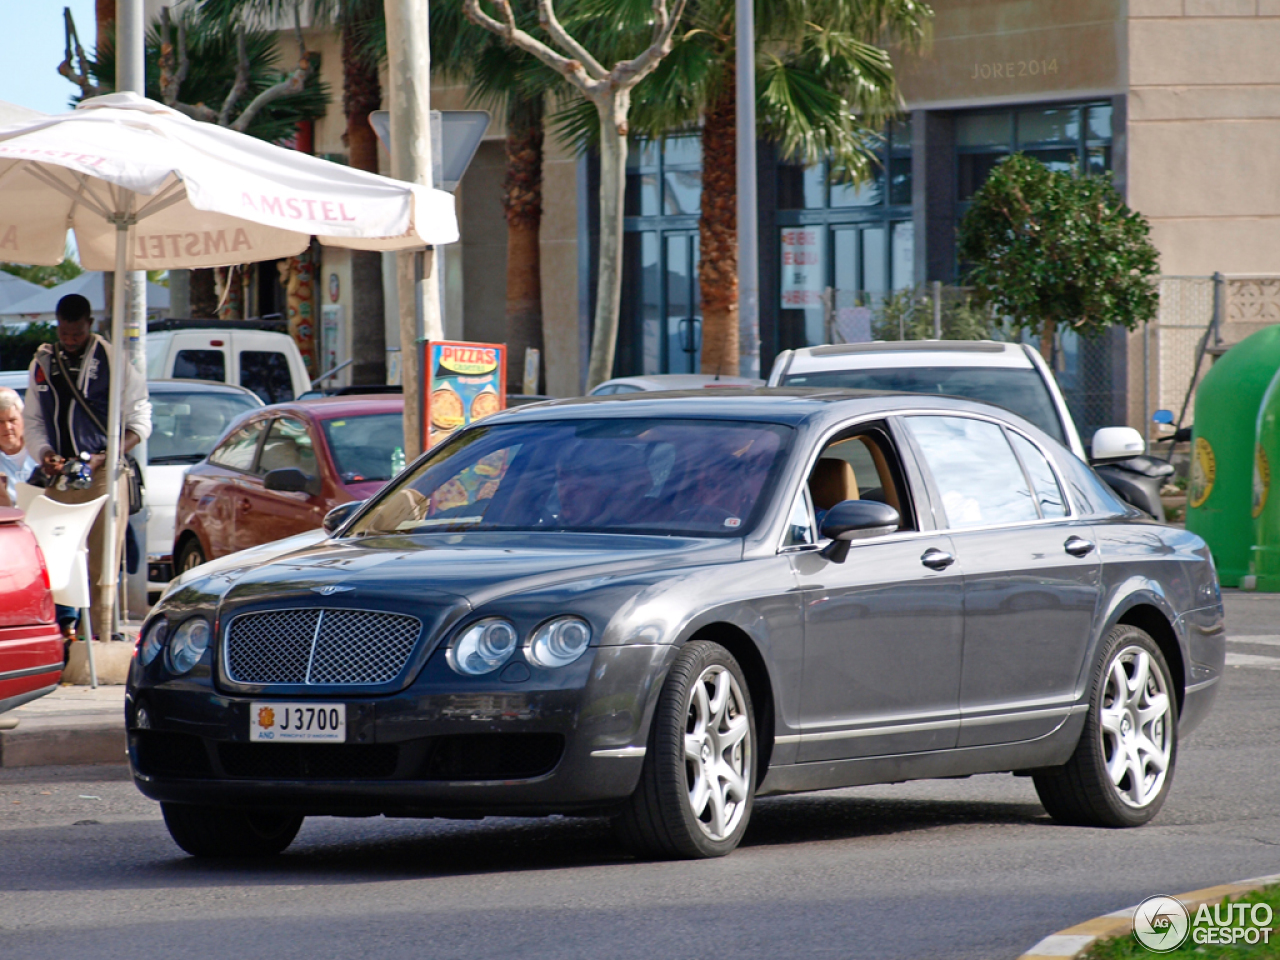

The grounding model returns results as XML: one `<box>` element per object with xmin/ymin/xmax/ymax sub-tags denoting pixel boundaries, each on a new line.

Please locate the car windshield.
<box><xmin>348</xmin><ymin>418</ymin><xmax>793</xmax><ymax>538</ymax></box>
<box><xmin>781</xmin><ymin>366</ymin><xmax>1066</xmax><ymax>444</ymax></box>
<box><xmin>147</xmin><ymin>391</ymin><xmax>260</xmax><ymax>463</ymax></box>
<box><xmin>322</xmin><ymin>412</ymin><xmax>405</xmax><ymax>484</ymax></box>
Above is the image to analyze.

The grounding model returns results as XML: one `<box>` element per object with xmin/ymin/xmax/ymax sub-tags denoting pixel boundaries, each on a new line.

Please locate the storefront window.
<box><xmin>956</xmin><ymin>101</ymin><xmax>1114</xmax><ymax>200</ymax></box>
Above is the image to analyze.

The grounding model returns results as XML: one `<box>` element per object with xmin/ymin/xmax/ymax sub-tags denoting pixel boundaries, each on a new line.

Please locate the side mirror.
<box><xmin>1090</xmin><ymin>427</ymin><xmax>1145</xmax><ymax>462</ymax></box>
<box><xmin>819</xmin><ymin>500</ymin><xmax>901</xmax><ymax>563</ymax></box>
<box><xmin>322</xmin><ymin>500</ymin><xmax>365</xmax><ymax>536</ymax></box>
<box><xmin>263</xmin><ymin>467</ymin><xmax>313</xmax><ymax>494</ymax></box>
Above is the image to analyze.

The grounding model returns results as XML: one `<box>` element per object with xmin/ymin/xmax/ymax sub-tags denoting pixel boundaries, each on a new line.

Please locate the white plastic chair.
<box><xmin>21</xmin><ymin>494</ymin><xmax>108</xmax><ymax>687</ymax></box>
<box><xmin>14</xmin><ymin>481</ymin><xmax>44</xmax><ymax>513</ymax></box>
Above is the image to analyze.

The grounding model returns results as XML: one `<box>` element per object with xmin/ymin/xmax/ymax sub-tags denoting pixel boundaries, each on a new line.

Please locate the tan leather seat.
<box><xmin>808</xmin><ymin>458</ymin><xmax>859</xmax><ymax>511</ymax></box>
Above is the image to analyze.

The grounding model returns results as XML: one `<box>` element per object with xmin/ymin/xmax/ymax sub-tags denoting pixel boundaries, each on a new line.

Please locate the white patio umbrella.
<box><xmin>0</xmin><ymin>92</ymin><xmax>459</xmax><ymax>635</ymax></box>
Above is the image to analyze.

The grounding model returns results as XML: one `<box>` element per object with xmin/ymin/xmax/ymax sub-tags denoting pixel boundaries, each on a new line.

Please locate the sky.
<box><xmin>1</xmin><ymin>1</ymin><xmax>99</xmax><ymax>115</ymax></box>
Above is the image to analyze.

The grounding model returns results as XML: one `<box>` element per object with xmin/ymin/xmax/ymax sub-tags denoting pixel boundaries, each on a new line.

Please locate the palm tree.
<box><xmin>562</xmin><ymin>0</ymin><xmax>932</xmax><ymax>375</ymax></box>
<box><xmin>429</xmin><ymin>2</ymin><xmax>560</xmax><ymax>393</ymax></box>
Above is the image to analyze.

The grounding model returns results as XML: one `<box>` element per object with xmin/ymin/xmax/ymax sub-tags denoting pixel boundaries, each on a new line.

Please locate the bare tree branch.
<box><xmin>57</xmin><ymin>7</ymin><xmax>101</xmax><ymax>99</ymax></box>
<box><xmin>614</xmin><ymin>0</ymin><xmax>688</xmax><ymax>88</ymax></box>
<box><xmin>463</xmin><ymin>0</ymin><xmax>601</xmax><ymax>96</ymax></box>
<box><xmin>534</xmin><ymin>0</ymin><xmax>607</xmax><ymax>81</ymax></box>
<box><xmin>229</xmin><ymin>6</ymin><xmax>313</xmax><ymax>133</ymax></box>
<box><xmin>219</xmin><ymin>30</ymin><xmax>253</xmax><ymax>126</ymax></box>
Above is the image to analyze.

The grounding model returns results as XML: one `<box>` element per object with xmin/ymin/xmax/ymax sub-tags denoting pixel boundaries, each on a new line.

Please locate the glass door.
<box><xmin>665</xmin><ymin>231</ymin><xmax>701</xmax><ymax>374</ymax></box>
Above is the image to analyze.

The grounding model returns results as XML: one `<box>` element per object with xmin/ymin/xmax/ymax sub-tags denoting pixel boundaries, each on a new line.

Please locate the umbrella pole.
<box><xmin>96</xmin><ymin>215</ymin><xmax>131</xmax><ymax>678</ymax></box>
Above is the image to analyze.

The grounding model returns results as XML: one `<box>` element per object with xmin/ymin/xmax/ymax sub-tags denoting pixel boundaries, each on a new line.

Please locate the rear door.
<box><xmin>900</xmin><ymin>414</ymin><xmax>1102</xmax><ymax>747</ymax></box>
<box><xmin>199</xmin><ymin>417</ymin><xmax>269</xmax><ymax>558</ymax></box>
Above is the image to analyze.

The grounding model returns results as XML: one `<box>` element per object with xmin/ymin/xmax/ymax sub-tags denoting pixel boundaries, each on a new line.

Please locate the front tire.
<box><xmin>614</xmin><ymin>641</ymin><xmax>756</xmax><ymax>859</ymax></box>
<box><xmin>1034</xmin><ymin>625</ymin><xmax>1178</xmax><ymax>827</ymax></box>
<box><xmin>162</xmin><ymin>803</ymin><xmax>303</xmax><ymax>858</ymax></box>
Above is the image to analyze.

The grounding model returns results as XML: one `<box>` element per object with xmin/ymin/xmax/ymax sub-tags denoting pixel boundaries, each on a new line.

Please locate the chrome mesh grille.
<box><xmin>226</xmin><ymin>608</ymin><xmax>422</xmax><ymax>686</ymax></box>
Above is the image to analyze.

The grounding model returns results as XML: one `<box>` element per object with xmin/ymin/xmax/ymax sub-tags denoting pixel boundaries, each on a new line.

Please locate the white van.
<box><xmin>146</xmin><ymin>320</ymin><xmax>311</xmax><ymax>404</ymax></box>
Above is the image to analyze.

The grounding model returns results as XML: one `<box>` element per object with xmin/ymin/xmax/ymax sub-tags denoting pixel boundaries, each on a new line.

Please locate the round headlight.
<box><xmin>167</xmin><ymin>617</ymin><xmax>211</xmax><ymax>674</ymax></box>
<box><xmin>449</xmin><ymin>618</ymin><xmax>518</xmax><ymax>676</ymax></box>
<box><xmin>527</xmin><ymin>617</ymin><xmax>592</xmax><ymax>668</ymax></box>
<box><xmin>139</xmin><ymin>617</ymin><xmax>167</xmax><ymax>666</ymax></box>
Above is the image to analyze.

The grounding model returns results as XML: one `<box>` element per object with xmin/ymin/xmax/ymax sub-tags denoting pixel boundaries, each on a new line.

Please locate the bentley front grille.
<box><xmin>225</xmin><ymin>608</ymin><xmax>423</xmax><ymax>685</ymax></box>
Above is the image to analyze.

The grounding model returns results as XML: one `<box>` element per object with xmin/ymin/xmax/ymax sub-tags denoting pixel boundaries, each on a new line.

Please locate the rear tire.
<box><xmin>176</xmin><ymin>540</ymin><xmax>206</xmax><ymax>574</ymax></box>
<box><xmin>1034</xmin><ymin>624</ymin><xmax>1178</xmax><ymax>827</ymax></box>
<box><xmin>162</xmin><ymin>803</ymin><xmax>303</xmax><ymax>858</ymax></box>
<box><xmin>614</xmin><ymin>641</ymin><xmax>756</xmax><ymax>859</ymax></box>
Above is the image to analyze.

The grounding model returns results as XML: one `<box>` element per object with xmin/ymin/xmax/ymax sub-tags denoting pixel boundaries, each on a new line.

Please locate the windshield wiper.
<box><xmin>148</xmin><ymin>453</ymin><xmax>208</xmax><ymax>465</ymax></box>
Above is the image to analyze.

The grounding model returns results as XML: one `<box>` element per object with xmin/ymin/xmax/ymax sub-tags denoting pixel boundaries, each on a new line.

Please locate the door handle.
<box><xmin>1064</xmin><ymin>536</ymin><xmax>1095</xmax><ymax>558</ymax></box>
<box><xmin>921</xmin><ymin>548</ymin><xmax>955</xmax><ymax>570</ymax></box>
<box><xmin>238</xmin><ymin>497</ymin><xmax>252</xmax><ymax>511</ymax></box>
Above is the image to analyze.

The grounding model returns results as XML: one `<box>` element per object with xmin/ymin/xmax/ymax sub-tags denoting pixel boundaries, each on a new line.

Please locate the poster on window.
<box><xmin>422</xmin><ymin>340</ymin><xmax>507</xmax><ymax>449</ymax></box>
<box><xmin>780</xmin><ymin>227</ymin><xmax>825</xmax><ymax>309</ymax></box>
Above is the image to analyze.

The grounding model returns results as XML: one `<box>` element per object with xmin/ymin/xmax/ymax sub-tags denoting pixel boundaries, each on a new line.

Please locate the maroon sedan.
<box><xmin>173</xmin><ymin>396</ymin><xmax>404</xmax><ymax>571</ymax></box>
<box><xmin>0</xmin><ymin>507</ymin><xmax>63</xmax><ymax>714</ymax></box>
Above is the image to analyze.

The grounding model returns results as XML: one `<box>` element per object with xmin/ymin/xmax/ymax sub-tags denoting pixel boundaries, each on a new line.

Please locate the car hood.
<box><xmin>218</xmin><ymin>531</ymin><xmax>742</xmax><ymax>609</ymax></box>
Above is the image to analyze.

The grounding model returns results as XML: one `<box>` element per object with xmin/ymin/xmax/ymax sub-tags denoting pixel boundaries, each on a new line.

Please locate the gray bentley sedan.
<box><xmin>127</xmin><ymin>390</ymin><xmax>1224</xmax><ymax>860</ymax></box>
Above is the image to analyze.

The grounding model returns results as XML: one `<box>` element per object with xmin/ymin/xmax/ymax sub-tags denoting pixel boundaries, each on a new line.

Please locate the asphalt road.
<box><xmin>3</xmin><ymin>593</ymin><xmax>1278</xmax><ymax>960</ymax></box>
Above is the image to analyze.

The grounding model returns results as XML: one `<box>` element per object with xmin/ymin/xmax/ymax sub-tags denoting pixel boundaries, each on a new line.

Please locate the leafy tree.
<box><xmin>957</xmin><ymin>153</ymin><xmax>1160</xmax><ymax>360</ymax></box>
<box><xmin>1</xmin><ymin>258</ymin><xmax>83</xmax><ymax>289</ymax></box>
<box><xmin>557</xmin><ymin>0</ymin><xmax>932</xmax><ymax>375</ymax></box>
<box><xmin>0</xmin><ymin>324</ymin><xmax>57</xmax><ymax>373</ymax></box>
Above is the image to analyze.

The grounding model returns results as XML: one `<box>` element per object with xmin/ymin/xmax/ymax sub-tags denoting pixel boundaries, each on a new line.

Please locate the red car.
<box><xmin>173</xmin><ymin>395</ymin><xmax>404</xmax><ymax>571</ymax></box>
<box><xmin>0</xmin><ymin>507</ymin><xmax>63</xmax><ymax>713</ymax></box>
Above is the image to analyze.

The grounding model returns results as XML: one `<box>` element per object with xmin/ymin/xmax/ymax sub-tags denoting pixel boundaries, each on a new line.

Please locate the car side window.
<box><xmin>805</xmin><ymin>425</ymin><xmax>913</xmax><ymax>534</ymax></box>
<box><xmin>782</xmin><ymin>489</ymin><xmax>816</xmax><ymax>547</ymax></box>
<box><xmin>240</xmin><ymin>350</ymin><xmax>295</xmax><ymax>404</ymax></box>
<box><xmin>207</xmin><ymin>419</ymin><xmax>266</xmax><ymax>473</ymax></box>
<box><xmin>259</xmin><ymin>417</ymin><xmax>318</xmax><ymax>478</ymax></box>
<box><xmin>1009</xmin><ymin>432</ymin><xmax>1069</xmax><ymax>518</ymax></box>
<box><xmin>173</xmin><ymin>349</ymin><xmax>226</xmax><ymax>382</ymax></box>
<box><xmin>905</xmin><ymin>416</ymin><xmax>1039</xmax><ymax>528</ymax></box>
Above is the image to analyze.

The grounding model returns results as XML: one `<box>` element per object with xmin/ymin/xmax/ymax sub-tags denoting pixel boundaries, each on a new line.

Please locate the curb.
<box><xmin>0</xmin><ymin>718</ymin><xmax>126</xmax><ymax>769</ymax></box>
<box><xmin>1019</xmin><ymin>873</ymin><xmax>1280</xmax><ymax>958</ymax></box>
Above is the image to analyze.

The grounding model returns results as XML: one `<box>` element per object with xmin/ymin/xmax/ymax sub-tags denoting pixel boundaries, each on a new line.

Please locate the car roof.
<box><xmin>147</xmin><ymin>378</ymin><xmax>262</xmax><ymax>398</ymax></box>
<box><xmin>256</xmin><ymin>394</ymin><xmax>405</xmax><ymax>420</ymax></box>
<box><xmin>782</xmin><ymin>340</ymin><xmax>1035</xmax><ymax>374</ymax></box>
<box><xmin>484</xmin><ymin>387</ymin><xmax>1049</xmax><ymax>435</ymax></box>
<box><xmin>594</xmin><ymin>373</ymin><xmax>764</xmax><ymax>391</ymax></box>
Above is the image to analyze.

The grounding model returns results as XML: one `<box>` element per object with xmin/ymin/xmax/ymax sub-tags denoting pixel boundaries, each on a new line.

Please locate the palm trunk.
<box><xmin>585</xmin><ymin>92</ymin><xmax>630</xmax><ymax>390</ymax></box>
<box><xmin>698</xmin><ymin>75</ymin><xmax>739</xmax><ymax>376</ymax></box>
<box><xmin>95</xmin><ymin>0</ymin><xmax>114</xmax><ymax>60</ymax></box>
<box><xmin>503</xmin><ymin>95</ymin><xmax>544</xmax><ymax>393</ymax></box>
<box><xmin>190</xmin><ymin>268</ymin><xmax>218</xmax><ymax>318</ymax></box>
<box><xmin>343</xmin><ymin>14</ymin><xmax>386</xmax><ymax>386</ymax></box>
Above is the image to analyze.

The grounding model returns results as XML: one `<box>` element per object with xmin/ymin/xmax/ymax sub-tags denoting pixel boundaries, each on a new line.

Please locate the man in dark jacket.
<box><xmin>24</xmin><ymin>293</ymin><xmax>151</xmax><ymax>642</ymax></box>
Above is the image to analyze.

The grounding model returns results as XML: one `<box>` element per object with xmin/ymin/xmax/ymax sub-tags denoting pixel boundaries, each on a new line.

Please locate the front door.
<box><xmin>791</xmin><ymin>424</ymin><xmax>966</xmax><ymax>761</ymax></box>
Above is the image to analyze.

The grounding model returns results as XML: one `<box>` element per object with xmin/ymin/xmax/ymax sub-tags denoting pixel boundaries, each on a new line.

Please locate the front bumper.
<box><xmin>127</xmin><ymin>643</ymin><xmax>676</xmax><ymax>817</ymax></box>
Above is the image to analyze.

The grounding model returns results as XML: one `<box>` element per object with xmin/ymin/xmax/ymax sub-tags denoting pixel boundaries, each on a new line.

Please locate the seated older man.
<box><xmin>0</xmin><ymin>386</ymin><xmax>37</xmax><ymax>509</ymax></box>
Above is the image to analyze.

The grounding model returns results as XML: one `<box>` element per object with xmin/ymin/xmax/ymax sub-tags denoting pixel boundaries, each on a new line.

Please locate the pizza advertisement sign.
<box><xmin>422</xmin><ymin>340</ymin><xmax>507</xmax><ymax>449</ymax></box>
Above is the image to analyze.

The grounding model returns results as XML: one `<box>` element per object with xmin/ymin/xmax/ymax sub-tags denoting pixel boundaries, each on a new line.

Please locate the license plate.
<box><xmin>249</xmin><ymin>703</ymin><xmax>346</xmax><ymax>742</ymax></box>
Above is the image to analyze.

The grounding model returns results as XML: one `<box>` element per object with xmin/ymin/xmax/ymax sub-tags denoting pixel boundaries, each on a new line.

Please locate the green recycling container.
<box><xmin>1185</xmin><ymin>326</ymin><xmax>1280</xmax><ymax>587</ymax></box>
<box><xmin>1251</xmin><ymin>365</ymin><xmax>1280</xmax><ymax>589</ymax></box>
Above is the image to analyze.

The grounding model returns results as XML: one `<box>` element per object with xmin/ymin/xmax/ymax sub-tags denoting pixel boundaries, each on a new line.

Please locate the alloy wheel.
<box><xmin>1099</xmin><ymin>645</ymin><xmax>1173</xmax><ymax>809</ymax></box>
<box><xmin>683</xmin><ymin>663</ymin><xmax>752</xmax><ymax>842</ymax></box>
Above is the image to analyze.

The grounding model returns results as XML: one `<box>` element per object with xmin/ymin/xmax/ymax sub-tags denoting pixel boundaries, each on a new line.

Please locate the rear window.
<box><xmin>173</xmin><ymin>349</ymin><xmax>226</xmax><ymax>383</ymax></box>
<box><xmin>322</xmin><ymin>413</ymin><xmax>405</xmax><ymax>484</ymax></box>
<box><xmin>148</xmin><ymin>391</ymin><xmax>260</xmax><ymax>463</ymax></box>
<box><xmin>241</xmin><ymin>350</ymin><xmax>295</xmax><ymax>404</ymax></box>
<box><xmin>782</xmin><ymin>365</ymin><xmax>1066</xmax><ymax>444</ymax></box>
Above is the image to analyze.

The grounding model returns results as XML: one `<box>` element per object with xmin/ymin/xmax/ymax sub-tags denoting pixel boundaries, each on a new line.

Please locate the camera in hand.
<box><xmin>56</xmin><ymin>452</ymin><xmax>94</xmax><ymax>491</ymax></box>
